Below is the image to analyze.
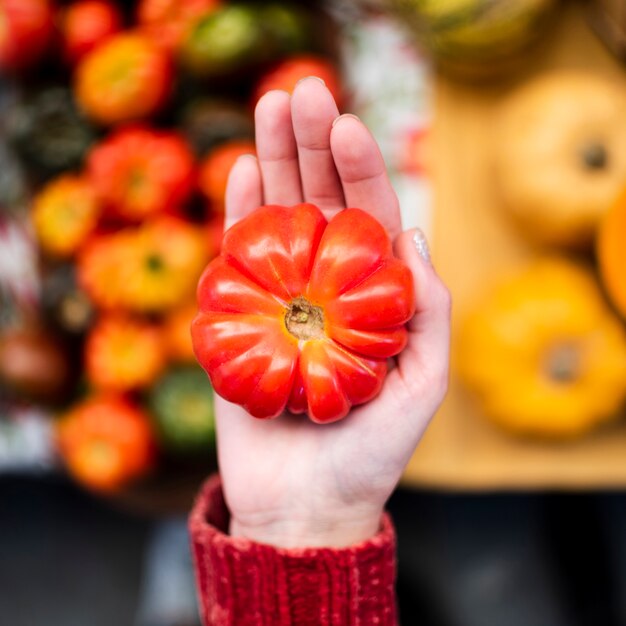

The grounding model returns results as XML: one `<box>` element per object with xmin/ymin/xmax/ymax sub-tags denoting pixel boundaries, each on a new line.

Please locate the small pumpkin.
<box><xmin>56</xmin><ymin>394</ymin><xmax>156</xmax><ymax>492</ymax></box>
<box><xmin>77</xmin><ymin>232</ymin><xmax>131</xmax><ymax>310</ymax></box>
<box><xmin>495</xmin><ymin>72</ymin><xmax>626</xmax><ymax>248</ymax></box>
<box><xmin>32</xmin><ymin>174</ymin><xmax>101</xmax><ymax>258</ymax></box>
<box><xmin>119</xmin><ymin>216</ymin><xmax>208</xmax><ymax>313</ymax></box>
<box><xmin>75</xmin><ymin>32</ymin><xmax>172</xmax><ymax>125</ymax></box>
<box><xmin>457</xmin><ymin>258</ymin><xmax>626</xmax><ymax>438</ymax></box>
<box><xmin>87</xmin><ymin>125</ymin><xmax>196</xmax><ymax>222</ymax></box>
<box><xmin>85</xmin><ymin>315</ymin><xmax>166</xmax><ymax>391</ymax></box>
<box><xmin>78</xmin><ymin>217</ymin><xmax>207</xmax><ymax>313</ymax></box>
<box><xmin>597</xmin><ymin>185</ymin><xmax>626</xmax><ymax>320</ymax></box>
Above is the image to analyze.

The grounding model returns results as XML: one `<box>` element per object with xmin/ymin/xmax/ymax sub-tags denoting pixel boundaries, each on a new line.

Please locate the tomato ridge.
<box><xmin>222</xmin><ymin>254</ymin><xmax>289</xmax><ymax>308</ymax></box>
<box><xmin>335</xmin><ymin>258</ymin><xmax>386</xmax><ymax>297</ymax></box>
<box><xmin>325</xmin><ymin>338</ymin><xmax>384</xmax><ymax>380</ymax></box>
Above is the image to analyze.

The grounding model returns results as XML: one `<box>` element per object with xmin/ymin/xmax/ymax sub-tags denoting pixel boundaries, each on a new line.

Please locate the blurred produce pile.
<box><xmin>0</xmin><ymin>0</ymin><xmax>342</xmax><ymax>494</ymax></box>
<box><xmin>455</xmin><ymin>67</ymin><xmax>626</xmax><ymax>440</ymax></box>
<box><xmin>383</xmin><ymin>0</ymin><xmax>626</xmax><ymax>445</ymax></box>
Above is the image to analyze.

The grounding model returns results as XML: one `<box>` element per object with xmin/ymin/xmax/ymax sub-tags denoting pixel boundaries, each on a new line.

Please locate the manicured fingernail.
<box><xmin>413</xmin><ymin>228</ymin><xmax>431</xmax><ymax>265</ymax></box>
<box><xmin>332</xmin><ymin>113</ymin><xmax>360</xmax><ymax>128</ymax></box>
<box><xmin>295</xmin><ymin>75</ymin><xmax>326</xmax><ymax>88</ymax></box>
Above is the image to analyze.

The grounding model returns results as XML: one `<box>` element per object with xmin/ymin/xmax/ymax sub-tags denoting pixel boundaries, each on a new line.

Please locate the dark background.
<box><xmin>3</xmin><ymin>475</ymin><xmax>626</xmax><ymax>626</ymax></box>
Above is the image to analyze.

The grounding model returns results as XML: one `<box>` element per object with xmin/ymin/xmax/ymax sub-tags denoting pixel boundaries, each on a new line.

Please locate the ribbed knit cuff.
<box><xmin>189</xmin><ymin>475</ymin><xmax>398</xmax><ymax>626</ymax></box>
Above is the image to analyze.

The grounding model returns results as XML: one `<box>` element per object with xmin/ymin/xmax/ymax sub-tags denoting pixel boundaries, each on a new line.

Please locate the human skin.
<box><xmin>216</xmin><ymin>77</ymin><xmax>451</xmax><ymax>548</ymax></box>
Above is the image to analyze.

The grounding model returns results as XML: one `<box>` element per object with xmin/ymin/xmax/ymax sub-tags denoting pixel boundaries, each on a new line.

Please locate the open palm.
<box><xmin>214</xmin><ymin>78</ymin><xmax>451</xmax><ymax>548</ymax></box>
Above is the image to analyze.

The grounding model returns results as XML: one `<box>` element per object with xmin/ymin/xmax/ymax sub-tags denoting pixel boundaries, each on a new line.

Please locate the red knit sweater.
<box><xmin>189</xmin><ymin>476</ymin><xmax>398</xmax><ymax>625</ymax></box>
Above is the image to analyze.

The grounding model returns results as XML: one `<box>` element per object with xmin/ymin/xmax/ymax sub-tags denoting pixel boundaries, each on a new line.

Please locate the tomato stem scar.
<box><xmin>285</xmin><ymin>296</ymin><xmax>325</xmax><ymax>340</ymax></box>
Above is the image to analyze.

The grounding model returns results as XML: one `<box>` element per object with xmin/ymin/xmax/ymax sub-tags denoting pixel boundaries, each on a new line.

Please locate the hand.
<box><xmin>215</xmin><ymin>78</ymin><xmax>451</xmax><ymax>548</ymax></box>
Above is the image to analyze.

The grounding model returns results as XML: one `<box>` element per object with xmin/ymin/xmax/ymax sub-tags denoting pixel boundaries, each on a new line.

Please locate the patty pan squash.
<box><xmin>457</xmin><ymin>258</ymin><xmax>626</xmax><ymax>438</ymax></box>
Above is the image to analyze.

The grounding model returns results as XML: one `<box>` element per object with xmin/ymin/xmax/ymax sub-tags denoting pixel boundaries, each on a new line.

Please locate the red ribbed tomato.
<box><xmin>191</xmin><ymin>203</ymin><xmax>415</xmax><ymax>423</ymax></box>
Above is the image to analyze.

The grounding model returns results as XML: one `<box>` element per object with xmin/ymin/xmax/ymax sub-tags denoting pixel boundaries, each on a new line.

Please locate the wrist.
<box><xmin>229</xmin><ymin>507</ymin><xmax>383</xmax><ymax>548</ymax></box>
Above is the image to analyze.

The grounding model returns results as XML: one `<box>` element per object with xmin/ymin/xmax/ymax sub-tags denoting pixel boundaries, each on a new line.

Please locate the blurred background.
<box><xmin>1</xmin><ymin>0</ymin><xmax>626</xmax><ymax>624</ymax></box>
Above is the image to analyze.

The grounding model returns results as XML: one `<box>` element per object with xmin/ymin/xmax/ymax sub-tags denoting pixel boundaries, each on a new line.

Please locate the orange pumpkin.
<box><xmin>598</xmin><ymin>186</ymin><xmax>626</xmax><ymax>320</ymax></box>
<box><xmin>78</xmin><ymin>217</ymin><xmax>207</xmax><ymax>313</ymax></box>
<box><xmin>495</xmin><ymin>72</ymin><xmax>626</xmax><ymax>247</ymax></box>
<box><xmin>56</xmin><ymin>394</ymin><xmax>155</xmax><ymax>492</ymax></box>
<box><xmin>120</xmin><ymin>216</ymin><xmax>208</xmax><ymax>312</ymax></box>
<box><xmin>32</xmin><ymin>174</ymin><xmax>101</xmax><ymax>258</ymax></box>
<box><xmin>85</xmin><ymin>315</ymin><xmax>166</xmax><ymax>391</ymax></box>
<box><xmin>77</xmin><ymin>232</ymin><xmax>132</xmax><ymax>310</ymax></box>
<box><xmin>75</xmin><ymin>32</ymin><xmax>172</xmax><ymax>125</ymax></box>
<box><xmin>457</xmin><ymin>258</ymin><xmax>626</xmax><ymax>438</ymax></box>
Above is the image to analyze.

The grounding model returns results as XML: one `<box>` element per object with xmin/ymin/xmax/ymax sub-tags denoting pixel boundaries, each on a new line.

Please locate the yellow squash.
<box><xmin>495</xmin><ymin>72</ymin><xmax>626</xmax><ymax>247</ymax></box>
<box><xmin>597</xmin><ymin>186</ymin><xmax>626</xmax><ymax>320</ymax></box>
<box><xmin>457</xmin><ymin>258</ymin><xmax>626</xmax><ymax>438</ymax></box>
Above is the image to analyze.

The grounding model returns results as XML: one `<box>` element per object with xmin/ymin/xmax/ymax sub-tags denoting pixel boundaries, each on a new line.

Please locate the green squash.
<box><xmin>147</xmin><ymin>366</ymin><xmax>216</xmax><ymax>456</ymax></box>
<box><xmin>180</xmin><ymin>3</ymin><xmax>313</xmax><ymax>79</ymax></box>
<box><xmin>180</xmin><ymin>5</ymin><xmax>267</xmax><ymax>77</ymax></box>
<box><xmin>389</xmin><ymin>0</ymin><xmax>557</xmax><ymax>79</ymax></box>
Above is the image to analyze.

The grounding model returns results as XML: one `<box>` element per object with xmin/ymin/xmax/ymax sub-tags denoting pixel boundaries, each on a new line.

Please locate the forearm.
<box><xmin>189</xmin><ymin>476</ymin><xmax>398</xmax><ymax>626</ymax></box>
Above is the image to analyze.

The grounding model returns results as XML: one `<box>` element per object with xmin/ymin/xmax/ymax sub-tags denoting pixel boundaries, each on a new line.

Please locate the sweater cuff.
<box><xmin>189</xmin><ymin>475</ymin><xmax>397</xmax><ymax>626</ymax></box>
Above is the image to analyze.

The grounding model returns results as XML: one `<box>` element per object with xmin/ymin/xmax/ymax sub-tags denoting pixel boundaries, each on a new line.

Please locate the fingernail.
<box><xmin>332</xmin><ymin>113</ymin><xmax>360</xmax><ymax>128</ymax></box>
<box><xmin>236</xmin><ymin>154</ymin><xmax>257</xmax><ymax>162</ymax></box>
<box><xmin>295</xmin><ymin>75</ymin><xmax>326</xmax><ymax>88</ymax></box>
<box><xmin>412</xmin><ymin>228</ymin><xmax>431</xmax><ymax>265</ymax></box>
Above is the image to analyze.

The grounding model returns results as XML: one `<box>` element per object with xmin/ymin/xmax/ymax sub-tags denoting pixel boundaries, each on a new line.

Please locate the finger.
<box><xmin>387</xmin><ymin>229</ymin><xmax>451</xmax><ymax>408</ymax></box>
<box><xmin>330</xmin><ymin>114</ymin><xmax>403</xmax><ymax>240</ymax></box>
<box><xmin>255</xmin><ymin>90</ymin><xmax>303</xmax><ymax>205</ymax></box>
<box><xmin>291</xmin><ymin>77</ymin><xmax>345</xmax><ymax>213</ymax></box>
<box><xmin>224</xmin><ymin>155</ymin><xmax>263</xmax><ymax>230</ymax></box>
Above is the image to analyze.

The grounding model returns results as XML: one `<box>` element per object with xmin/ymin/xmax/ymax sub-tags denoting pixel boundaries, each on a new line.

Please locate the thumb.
<box><xmin>392</xmin><ymin>228</ymin><xmax>452</xmax><ymax>405</ymax></box>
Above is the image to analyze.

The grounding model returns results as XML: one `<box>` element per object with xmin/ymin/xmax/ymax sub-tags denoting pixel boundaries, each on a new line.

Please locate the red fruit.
<box><xmin>0</xmin><ymin>0</ymin><xmax>55</xmax><ymax>71</ymax></box>
<box><xmin>87</xmin><ymin>125</ymin><xmax>196</xmax><ymax>221</ymax></box>
<box><xmin>252</xmin><ymin>55</ymin><xmax>342</xmax><ymax>108</ymax></box>
<box><xmin>137</xmin><ymin>0</ymin><xmax>221</xmax><ymax>53</ymax></box>
<box><xmin>192</xmin><ymin>204</ymin><xmax>415</xmax><ymax>423</ymax></box>
<box><xmin>59</xmin><ymin>0</ymin><xmax>123</xmax><ymax>65</ymax></box>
